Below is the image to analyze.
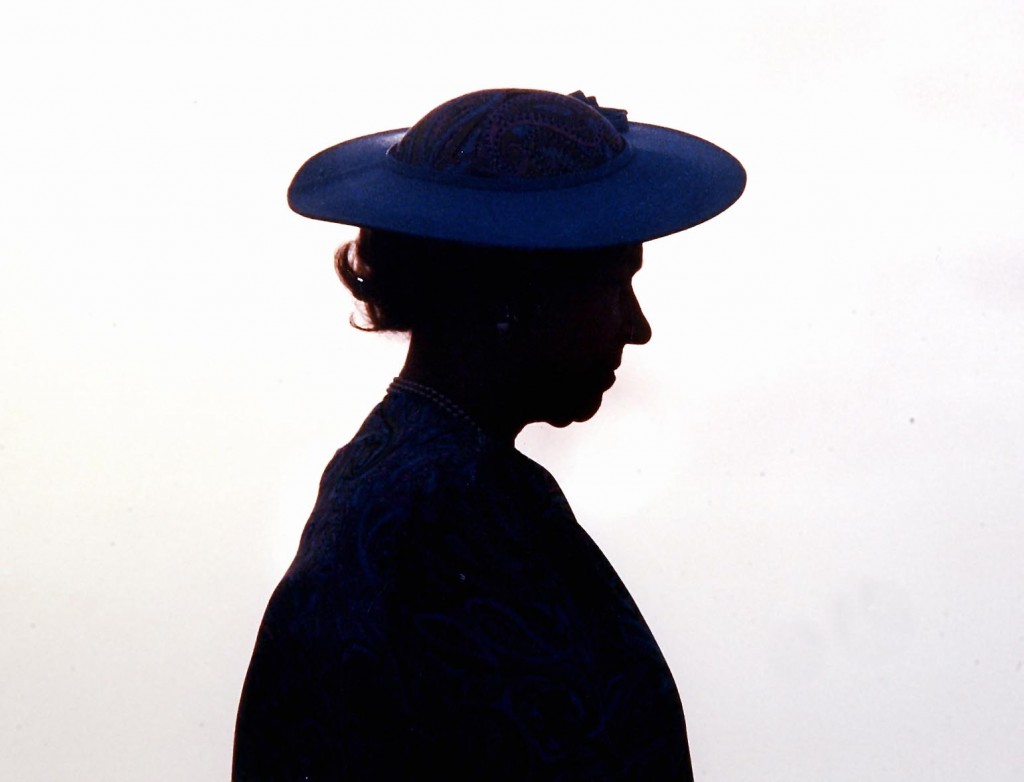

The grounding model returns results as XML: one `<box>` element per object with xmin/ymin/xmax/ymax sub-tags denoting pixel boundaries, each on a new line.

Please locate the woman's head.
<box><xmin>338</xmin><ymin>228</ymin><xmax>651</xmax><ymax>429</ymax></box>
<box><xmin>289</xmin><ymin>87</ymin><xmax>743</xmax><ymax>435</ymax></box>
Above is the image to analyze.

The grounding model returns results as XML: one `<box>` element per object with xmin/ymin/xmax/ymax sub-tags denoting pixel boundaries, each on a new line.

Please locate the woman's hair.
<box><xmin>336</xmin><ymin>228</ymin><xmax>626</xmax><ymax>333</ymax></box>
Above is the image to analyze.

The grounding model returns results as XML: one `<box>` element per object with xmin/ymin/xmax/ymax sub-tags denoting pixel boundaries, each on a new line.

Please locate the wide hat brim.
<box><xmin>288</xmin><ymin>122</ymin><xmax>746</xmax><ymax>250</ymax></box>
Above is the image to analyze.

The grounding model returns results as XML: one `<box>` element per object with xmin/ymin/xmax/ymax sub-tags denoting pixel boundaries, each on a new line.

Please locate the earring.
<box><xmin>496</xmin><ymin>304</ymin><xmax>518</xmax><ymax>337</ymax></box>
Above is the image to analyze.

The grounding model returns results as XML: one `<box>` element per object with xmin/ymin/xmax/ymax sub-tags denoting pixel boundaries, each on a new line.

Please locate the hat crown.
<box><xmin>389</xmin><ymin>89</ymin><xmax>627</xmax><ymax>181</ymax></box>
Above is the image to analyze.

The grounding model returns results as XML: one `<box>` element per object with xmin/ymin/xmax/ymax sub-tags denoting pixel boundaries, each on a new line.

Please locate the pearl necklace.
<box><xmin>388</xmin><ymin>377</ymin><xmax>486</xmax><ymax>438</ymax></box>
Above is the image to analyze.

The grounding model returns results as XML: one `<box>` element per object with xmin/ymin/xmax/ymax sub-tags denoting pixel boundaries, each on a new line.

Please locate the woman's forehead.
<box><xmin>625</xmin><ymin>243</ymin><xmax>643</xmax><ymax>272</ymax></box>
<box><xmin>526</xmin><ymin>245</ymin><xmax>642</xmax><ymax>298</ymax></box>
<box><xmin>549</xmin><ymin>243</ymin><xmax>643</xmax><ymax>272</ymax></box>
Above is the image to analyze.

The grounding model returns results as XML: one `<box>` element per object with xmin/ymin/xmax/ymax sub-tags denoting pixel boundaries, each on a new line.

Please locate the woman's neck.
<box><xmin>399</xmin><ymin>332</ymin><xmax>528</xmax><ymax>446</ymax></box>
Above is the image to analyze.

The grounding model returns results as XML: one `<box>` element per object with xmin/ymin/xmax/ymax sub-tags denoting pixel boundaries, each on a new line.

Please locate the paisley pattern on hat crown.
<box><xmin>390</xmin><ymin>89</ymin><xmax>627</xmax><ymax>180</ymax></box>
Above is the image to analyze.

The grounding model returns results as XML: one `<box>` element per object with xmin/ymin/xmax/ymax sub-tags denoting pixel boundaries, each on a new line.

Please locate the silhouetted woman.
<box><xmin>233</xmin><ymin>89</ymin><xmax>745</xmax><ymax>781</ymax></box>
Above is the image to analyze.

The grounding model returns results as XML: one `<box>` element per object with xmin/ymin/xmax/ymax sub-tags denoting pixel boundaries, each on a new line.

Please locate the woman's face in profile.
<box><xmin>517</xmin><ymin>243</ymin><xmax>651</xmax><ymax>428</ymax></box>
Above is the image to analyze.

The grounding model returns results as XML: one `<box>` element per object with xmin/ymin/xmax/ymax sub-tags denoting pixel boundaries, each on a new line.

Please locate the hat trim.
<box><xmin>382</xmin><ymin>138</ymin><xmax>636</xmax><ymax>193</ymax></box>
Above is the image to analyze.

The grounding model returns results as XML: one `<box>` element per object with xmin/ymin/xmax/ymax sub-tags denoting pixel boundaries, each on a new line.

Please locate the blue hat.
<box><xmin>288</xmin><ymin>89</ymin><xmax>745</xmax><ymax>249</ymax></box>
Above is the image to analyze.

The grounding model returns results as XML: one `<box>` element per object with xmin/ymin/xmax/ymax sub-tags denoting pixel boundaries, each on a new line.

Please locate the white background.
<box><xmin>2</xmin><ymin>1</ymin><xmax>1022</xmax><ymax>779</ymax></box>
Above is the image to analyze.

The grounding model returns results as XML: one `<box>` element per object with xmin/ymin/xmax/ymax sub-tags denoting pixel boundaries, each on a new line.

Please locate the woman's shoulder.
<box><xmin>288</xmin><ymin>394</ymin><xmax>525</xmax><ymax>567</ymax></box>
<box><xmin>318</xmin><ymin>390</ymin><xmax>565</xmax><ymax>512</ymax></box>
<box><xmin>288</xmin><ymin>405</ymin><xmax>576</xmax><ymax>600</ymax></box>
<box><xmin>331</xmin><ymin>392</ymin><xmax>485</xmax><ymax>481</ymax></box>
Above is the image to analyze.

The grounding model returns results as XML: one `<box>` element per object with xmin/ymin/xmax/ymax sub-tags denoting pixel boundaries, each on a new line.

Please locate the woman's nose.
<box><xmin>627</xmin><ymin>297</ymin><xmax>652</xmax><ymax>345</ymax></box>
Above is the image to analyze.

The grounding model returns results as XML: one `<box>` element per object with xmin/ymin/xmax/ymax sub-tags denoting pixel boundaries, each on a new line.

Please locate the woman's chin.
<box><xmin>544</xmin><ymin>392</ymin><xmax>607</xmax><ymax>428</ymax></box>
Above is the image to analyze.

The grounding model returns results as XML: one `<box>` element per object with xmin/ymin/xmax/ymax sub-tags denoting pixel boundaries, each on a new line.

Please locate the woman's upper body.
<box><xmin>233</xmin><ymin>382</ymin><xmax>692</xmax><ymax>781</ymax></box>
<box><xmin>234</xmin><ymin>87</ymin><xmax>744</xmax><ymax>780</ymax></box>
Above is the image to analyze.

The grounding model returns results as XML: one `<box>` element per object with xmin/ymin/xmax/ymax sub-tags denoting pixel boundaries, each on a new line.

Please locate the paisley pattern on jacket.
<box><xmin>233</xmin><ymin>387</ymin><xmax>693</xmax><ymax>781</ymax></box>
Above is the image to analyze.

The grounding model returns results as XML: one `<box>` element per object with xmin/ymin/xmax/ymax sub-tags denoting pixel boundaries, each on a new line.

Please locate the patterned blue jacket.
<box><xmin>234</xmin><ymin>385</ymin><xmax>692</xmax><ymax>780</ymax></box>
